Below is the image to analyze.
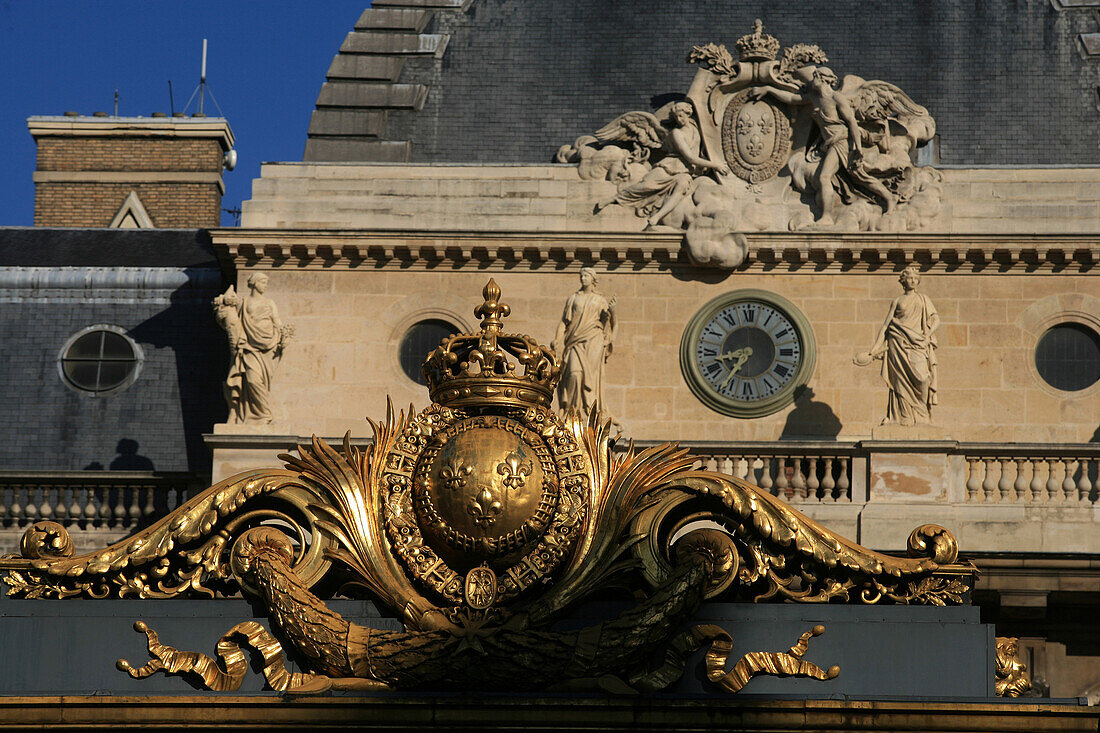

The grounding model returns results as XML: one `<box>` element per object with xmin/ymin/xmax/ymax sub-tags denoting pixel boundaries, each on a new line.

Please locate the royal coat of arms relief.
<box><xmin>557</xmin><ymin>21</ymin><xmax>943</xmax><ymax>268</ymax></box>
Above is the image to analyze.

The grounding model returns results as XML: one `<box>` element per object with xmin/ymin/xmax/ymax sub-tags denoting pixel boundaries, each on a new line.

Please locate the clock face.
<box><xmin>681</xmin><ymin>291</ymin><xmax>816</xmax><ymax>418</ymax></box>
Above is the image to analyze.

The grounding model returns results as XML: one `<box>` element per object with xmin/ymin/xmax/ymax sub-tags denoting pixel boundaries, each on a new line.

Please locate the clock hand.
<box><xmin>719</xmin><ymin>348</ymin><xmax>751</xmax><ymax>389</ymax></box>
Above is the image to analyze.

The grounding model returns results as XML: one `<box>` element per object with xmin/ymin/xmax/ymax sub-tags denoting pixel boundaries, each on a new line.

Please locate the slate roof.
<box><xmin>0</xmin><ymin>228</ymin><xmax>227</xmax><ymax>476</ymax></box>
<box><xmin>305</xmin><ymin>0</ymin><xmax>1100</xmax><ymax>166</ymax></box>
<box><xmin>0</xmin><ymin>228</ymin><xmax>218</xmax><ymax>269</ymax></box>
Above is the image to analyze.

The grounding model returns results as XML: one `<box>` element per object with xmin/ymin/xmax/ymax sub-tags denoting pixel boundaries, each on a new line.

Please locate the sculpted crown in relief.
<box><xmin>556</xmin><ymin>20</ymin><xmax>943</xmax><ymax>269</ymax></box>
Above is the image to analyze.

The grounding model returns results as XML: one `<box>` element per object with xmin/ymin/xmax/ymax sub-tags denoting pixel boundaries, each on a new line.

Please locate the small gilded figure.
<box><xmin>854</xmin><ymin>266</ymin><xmax>939</xmax><ymax>426</ymax></box>
<box><xmin>212</xmin><ymin>273</ymin><xmax>294</xmax><ymax>423</ymax></box>
<box><xmin>552</xmin><ymin>267</ymin><xmax>616</xmax><ymax>419</ymax></box>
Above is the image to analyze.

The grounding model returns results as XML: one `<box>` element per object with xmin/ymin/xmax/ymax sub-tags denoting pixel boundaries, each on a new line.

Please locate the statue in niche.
<box><xmin>854</xmin><ymin>267</ymin><xmax>939</xmax><ymax>426</ymax></box>
<box><xmin>589</xmin><ymin>101</ymin><xmax>730</xmax><ymax>229</ymax></box>
<box><xmin>552</xmin><ymin>267</ymin><xmax>616</xmax><ymax>418</ymax></box>
<box><xmin>212</xmin><ymin>273</ymin><xmax>294</xmax><ymax>424</ymax></box>
<box><xmin>556</xmin><ymin>20</ymin><xmax>942</xmax><ymax>268</ymax></box>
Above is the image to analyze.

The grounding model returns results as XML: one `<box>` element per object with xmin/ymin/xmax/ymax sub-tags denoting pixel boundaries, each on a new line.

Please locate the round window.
<box><xmin>1034</xmin><ymin>323</ymin><xmax>1100</xmax><ymax>392</ymax></box>
<box><xmin>400</xmin><ymin>319</ymin><xmax>459</xmax><ymax>385</ymax></box>
<box><xmin>58</xmin><ymin>326</ymin><xmax>144</xmax><ymax>396</ymax></box>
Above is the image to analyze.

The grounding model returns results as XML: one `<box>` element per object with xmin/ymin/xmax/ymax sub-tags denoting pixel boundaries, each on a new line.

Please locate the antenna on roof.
<box><xmin>181</xmin><ymin>38</ymin><xmax>227</xmax><ymax>118</ymax></box>
<box><xmin>199</xmin><ymin>39</ymin><xmax>207</xmax><ymax>115</ymax></box>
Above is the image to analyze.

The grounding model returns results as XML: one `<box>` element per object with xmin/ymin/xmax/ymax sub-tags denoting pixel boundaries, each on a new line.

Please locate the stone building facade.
<box><xmin>3</xmin><ymin>0</ymin><xmax>1100</xmax><ymax>702</ymax></box>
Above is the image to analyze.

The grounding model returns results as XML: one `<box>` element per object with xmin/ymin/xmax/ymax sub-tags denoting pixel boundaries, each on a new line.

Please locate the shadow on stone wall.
<box><xmin>127</xmin><ymin>269</ymin><xmax>227</xmax><ymax>477</ymax></box>
<box><xmin>780</xmin><ymin>387</ymin><xmax>842</xmax><ymax>440</ymax></box>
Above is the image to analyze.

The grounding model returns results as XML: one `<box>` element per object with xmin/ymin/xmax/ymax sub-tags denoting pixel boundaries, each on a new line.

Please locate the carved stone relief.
<box><xmin>556</xmin><ymin>20</ymin><xmax>943</xmax><ymax>268</ymax></box>
<box><xmin>854</xmin><ymin>267</ymin><xmax>940</xmax><ymax>427</ymax></box>
<box><xmin>212</xmin><ymin>273</ymin><xmax>295</xmax><ymax>424</ymax></box>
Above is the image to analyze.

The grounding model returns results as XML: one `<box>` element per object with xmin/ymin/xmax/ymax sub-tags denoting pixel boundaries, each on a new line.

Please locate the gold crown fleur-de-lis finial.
<box><xmin>422</xmin><ymin>279</ymin><xmax>560</xmax><ymax>409</ymax></box>
<box><xmin>474</xmin><ymin>278</ymin><xmax>510</xmax><ymax>351</ymax></box>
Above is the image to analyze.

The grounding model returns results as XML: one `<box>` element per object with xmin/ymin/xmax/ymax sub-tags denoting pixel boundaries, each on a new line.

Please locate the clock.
<box><xmin>680</xmin><ymin>290</ymin><xmax>816</xmax><ymax>418</ymax></box>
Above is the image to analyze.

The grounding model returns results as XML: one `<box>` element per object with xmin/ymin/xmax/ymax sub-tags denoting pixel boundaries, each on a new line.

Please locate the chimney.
<box><xmin>28</xmin><ymin>114</ymin><xmax>235</xmax><ymax>228</ymax></box>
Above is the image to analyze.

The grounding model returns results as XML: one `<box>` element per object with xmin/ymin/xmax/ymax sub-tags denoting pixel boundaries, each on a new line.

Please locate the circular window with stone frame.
<box><xmin>57</xmin><ymin>325</ymin><xmax>144</xmax><ymax>397</ymax></box>
<box><xmin>399</xmin><ymin>318</ymin><xmax>463</xmax><ymax>386</ymax></box>
<box><xmin>1033</xmin><ymin>323</ymin><xmax>1100</xmax><ymax>393</ymax></box>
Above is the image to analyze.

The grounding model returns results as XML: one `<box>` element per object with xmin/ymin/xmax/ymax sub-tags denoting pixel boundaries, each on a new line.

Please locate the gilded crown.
<box><xmin>736</xmin><ymin>19</ymin><xmax>780</xmax><ymax>62</ymax></box>
<box><xmin>422</xmin><ymin>279</ymin><xmax>560</xmax><ymax>410</ymax></box>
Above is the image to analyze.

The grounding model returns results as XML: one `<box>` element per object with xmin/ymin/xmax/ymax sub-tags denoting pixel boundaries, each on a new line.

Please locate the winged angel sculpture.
<box><xmin>557</xmin><ymin>21</ymin><xmax>943</xmax><ymax>268</ymax></box>
<box><xmin>1</xmin><ymin>281</ymin><xmax>970</xmax><ymax>695</ymax></box>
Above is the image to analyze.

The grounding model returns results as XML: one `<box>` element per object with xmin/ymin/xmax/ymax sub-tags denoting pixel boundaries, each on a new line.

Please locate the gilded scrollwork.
<box><xmin>1</xmin><ymin>280</ymin><xmax>973</xmax><ymax>696</ymax></box>
<box><xmin>995</xmin><ymin>637</ymin><xmax>1032</xmax><ymax>697</ymax></box>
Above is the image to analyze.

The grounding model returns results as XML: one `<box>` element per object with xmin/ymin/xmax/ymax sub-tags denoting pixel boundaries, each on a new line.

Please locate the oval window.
<box><xmin>400</xmin><ymin>319</ymin><xmax>459</xmax><ymax>385</ymax></box>
<box><xmin>1034</xmin><ymin>323</ymin><xmax>1100</xmax><ymax>392</ymax></box>
<box><xmin>58</xmin><ymin>326</ymin><xmax>144</xmax><ymax>396</ymax></box>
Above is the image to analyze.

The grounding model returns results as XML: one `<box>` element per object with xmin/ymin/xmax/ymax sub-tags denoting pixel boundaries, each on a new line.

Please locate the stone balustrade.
<box><xmin>0</xmin><ymin>471</ymin><xmax>196</xmax><ymax>554</ymax></box>
<box><xmin>3</xmin><ymin>443</ymin><xmax>1099</xmax><ymax>555</ymax></box>
<box><xmin>962</xmin><ymin>447</ymin><xmax>1098</xmax><ymax>504</ymax></box>
<box><xmin>653</xmin><ymin>441</ymin><xmax>859</xmax><ymax>504</ymax></box>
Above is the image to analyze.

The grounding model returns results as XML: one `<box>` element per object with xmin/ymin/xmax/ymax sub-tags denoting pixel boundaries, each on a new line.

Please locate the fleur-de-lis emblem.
<box><xmin>468</xmin><ymin>485</ymin><xmax>503</xmax><ymax>528</ymax></box>
<box><xmin>440</xmin><ymin>459</ymin><xmax>472</xmax><ymax>492</ymax></box>
<box><xmin>496</xmin><ymin>451</ymin><xmax>533</xmax><ymax>493</ymax></box>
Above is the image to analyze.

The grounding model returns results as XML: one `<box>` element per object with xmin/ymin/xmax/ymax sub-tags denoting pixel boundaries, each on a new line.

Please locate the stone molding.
<box><xmin>27</xmin><ymin>116</ymin><xmax>234</xmax><ymax>149</ymax></box>
<box><xmin>33</xmin><ymin>171</ymin><xmax>226</xmax><ymax>195</ymax></box>
<box><xmin>210</xmin><ymin>229</ymin><xmax>1100</xmax><ymax>274</ymax></box>
<box><xmin>0</xmin><ymin>696</ymin><xmax>1092</xmax><ymax>731</ymax></box>
<box><xmin>0</xmin><ymin>266</ymin><xmax>223</xmax><ymax>304</ymax></box>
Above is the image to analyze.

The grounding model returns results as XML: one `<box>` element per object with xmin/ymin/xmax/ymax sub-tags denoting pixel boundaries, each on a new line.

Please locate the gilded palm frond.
<box><xmin>529</xmin><ymin>409</ymin><xmax>696</xmax><ymax>621</ymax></box>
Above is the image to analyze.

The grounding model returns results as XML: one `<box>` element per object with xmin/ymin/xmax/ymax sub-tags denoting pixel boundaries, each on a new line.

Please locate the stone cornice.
<box><xmin>210</xmin><ymin>229</ymin><xmax>1100</xmax><ymax>273</ymax></box>
<box><xmin>27</xmin><ymin>116</ymin><xmax>235</xmax><ymax>149</ymax></box>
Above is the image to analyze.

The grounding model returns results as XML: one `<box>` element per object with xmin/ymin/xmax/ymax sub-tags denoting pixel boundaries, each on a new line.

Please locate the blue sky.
<box><xmin>0</xmin><ymin>1</ymin><xmax>371</xmax><ymax>226</ymax></box>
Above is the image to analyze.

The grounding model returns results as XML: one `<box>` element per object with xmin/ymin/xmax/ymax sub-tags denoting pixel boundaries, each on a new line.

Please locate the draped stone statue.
<box><xmin>552</xmin><ymin>268</ymin><xmax>616</xmax><ymax>418</ymax></box>
<box><xmin>854</xmin><ymin>267</ymin><xmax>939</xmax><ymax>426</ymax></box>
<box><xmin>212</xmin><ymin>273</ymin><xmax>294</xmax><ymax>424</ymax></box>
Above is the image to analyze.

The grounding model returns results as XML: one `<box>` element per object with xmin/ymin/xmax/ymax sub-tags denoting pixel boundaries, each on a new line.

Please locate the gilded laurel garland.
<box><xmin>1</xmin><ymin>279</ymin><xmax>975</xmax><ymax>695</ymax></box>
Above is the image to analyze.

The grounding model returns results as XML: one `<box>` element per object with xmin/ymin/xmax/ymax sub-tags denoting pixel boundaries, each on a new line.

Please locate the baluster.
<box><xmin>1047</xmin><ymin>459</ymin><xmax>1064</xmax><ymax>502</ymax></box>
<box><xmin>55</xmin><ymin>487</ymin><xmax>71</xmax><ymax>523</ymax></box>
<box><xmin>733</xmin><ymin>457</ymin><xmax>748</xmax><ymax>481</ymax></box>
<box><xmin>821</xmin><ymin>458</ymin><xmax>836</xmax><ymax>503</ymax></box>
<box><xmin>1013</xmin><ymin>459</ymin><xmax>1029</xmax><ymax>503</ymax></box>
<box><xmin>38</xmin><ymin>485</ymin><xmax>54</xmax><ymax>520</ymax></box>
<box><xmin>837</xmin><ymin>457</ymin><xmax>851</xmax><ymax>502</ymax></box>
<box><xmin>704</xmin><ymin>455</ymin><xmax>718</xmax><ymax>472</ymax></box>
<box><xmin>99</xmin><ymin>487</ymin><xmax>113</xmax><ymax>527</ymax></box>
<box><xmin>1062</xmin><ymin>459</ymin><xmax>1079</xmax><ymax>503</ymax></box>
<box><xmin>965</xmin><ymin>458</ymin><xmax>982</xmax><ymax>502</ymax></box>
<box><xmin>1079</xmin><ymin>457</ymin><xmax>1095</xmax><ymax>504</ymax></box>
<box><xmin>111</xmin><ymin>485</ymin><xmax>126</xmax><ymax>526</ymax></box>
<box><xmin>143</xmin><ymin>486</ymin><xmax>157</xmax><ymax>518</ymax></box>
<box><xmin>83</xmin><ymin>484</ymin><xmax>98</xmax><ymax>527</ymax></box>
<box><xmin>806</xmin><ymin>457</ymin><xmax>820</xmax><ymax>501</ymax></box>
<box><xmin>126</xmin><ymin>488</ymin><xmax>140</xmax><ymax>527</ymax></box>
<box><xmin>775</xmin><ymin>457</ymin><xmax>790</xmax><ymax>498</ymax></box>
<box><xmin>1030</xmin><ymin>459</ymin><xmax>1046</xmax><ymax>502</ymax></box>
<box><xmin>981</xmin><ymin>459</ymin><xmax>998</xmax><ymax>503</ymax></box>
<box><xmin>997</xmin><ymin>459</ymin><xmax>1013</xmax><ymax>502</ymax></box>
<box><xmin>791</xmin><ymin>457</ymin><xmax>807</xmax><ymax>500</ymax></box>
<box><xmin>24</xmin><ymin>486</ymin><xmax>39</xmax><ymax>524</ymax></box>
<box><xmin>718</xmin><ymin>456</ymin><xmax>734</xmax><ymax>475</ymax></box>
<box><xmin>758</xmin><ymin>457</ymin><xmax>774</xmax><ymax>495</ymax></box>
<box><xmin>0</xmin><ymin>486</ymin><xmax>9</xmax><ymax>527</ymax></box>
<box><xmin>10</xmin><ymin>486</ymin><xmax>24</xmax><ymax>527</ymax></box>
